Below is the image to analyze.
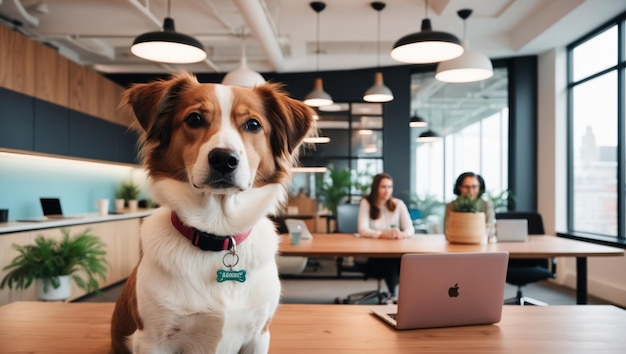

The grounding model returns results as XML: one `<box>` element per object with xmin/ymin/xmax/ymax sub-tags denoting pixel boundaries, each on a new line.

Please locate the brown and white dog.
<box><xmin>110</xmin><ymin>73</ymin><xmax>315</xmax><ymax>354</ymax></box>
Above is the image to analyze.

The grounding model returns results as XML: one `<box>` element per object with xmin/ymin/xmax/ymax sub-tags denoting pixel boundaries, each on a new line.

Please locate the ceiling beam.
<box><xmin>233</xmin><ymin>0</ymin><xmax>286</xmax><ymax>72</ymax></box>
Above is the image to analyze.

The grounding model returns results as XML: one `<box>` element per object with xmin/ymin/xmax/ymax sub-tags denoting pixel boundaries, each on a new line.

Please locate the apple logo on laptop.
<box><xmin>448</xmin><ymin>283</ymin><xmax>460</xmax><ymax>297</ymax></box>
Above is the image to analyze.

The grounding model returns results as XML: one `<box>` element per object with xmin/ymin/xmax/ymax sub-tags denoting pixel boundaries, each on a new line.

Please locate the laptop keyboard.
<box><xmin>388</xmin><ymin>313</ymin><xmax>398</xmax><ymax>320</ymax></box>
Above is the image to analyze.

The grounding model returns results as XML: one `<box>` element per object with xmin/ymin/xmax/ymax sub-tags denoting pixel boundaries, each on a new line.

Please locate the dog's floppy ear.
<box><xmin>282</xmin><ymin>98</ymin><xmax>317</xmax><ymax>155</ymax></box>
<box><xmin>123</xmin><ymin>72</ymin><xmax>197</xmax><ymax>132</ymax></box>
<box><xmin>253</xmin><ymin>83</ymin><xmax>316</xmax><ymax>155</ymax></box>
<box><xmin>123</xmin><ymin>80</ymin><xmax>169</xmax><ymax>132</ymax></box>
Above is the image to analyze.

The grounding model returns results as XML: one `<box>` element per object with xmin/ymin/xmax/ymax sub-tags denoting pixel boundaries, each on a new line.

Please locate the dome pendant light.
<box><xmin>131</xmin><ymin>0</ymin><xmax>207</xmax><ymax>64</ymax></box>
<box><xmin>363</xmin><ymin>2</ymin><xmax>393</xmax><ymax>103</ymax></box>
<box><xmin>391</xmin><ymin>0</ymin><xmax>463</xmax><ymax>64</ymax></box>
<box><xmin>416</xmin><ymin>97</ymin><xmax>440</xmax><ymax>142</ymax></box>
<box><xmin>409</xmin><ymin>112</ymin><xmax>428</xmax><ymax>127</ymax></box>
<box><xmin>222</xmin><ymin>36</ymin><xmax>266</xmax><ymax>88</ymax></box>
<box><xmin>304</xmin><ymin>1</ymin><xmax>333</xmax><ymax>107</ymax></box>
<box><xmin>436</xmin><ymin>9</ymin><xmax>493</xmax><ymax>83</ymax></box>
<box><xmin>416</xmin><ymin>129</ymin><xmax>441</xmax><ymax>142</ymax></box>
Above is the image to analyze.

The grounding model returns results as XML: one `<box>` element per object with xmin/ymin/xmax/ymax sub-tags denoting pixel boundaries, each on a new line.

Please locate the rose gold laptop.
<box><xmin>370</xmin><ymin>252</ymin><xmax>509</xmax><ymax>330</ymax></box>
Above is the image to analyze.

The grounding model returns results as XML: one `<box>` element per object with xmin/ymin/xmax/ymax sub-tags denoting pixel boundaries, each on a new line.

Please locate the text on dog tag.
<box><xmin>217</xmin><ymin>269</ymin><xmax>246</xmax><ymax>283</ymax></box>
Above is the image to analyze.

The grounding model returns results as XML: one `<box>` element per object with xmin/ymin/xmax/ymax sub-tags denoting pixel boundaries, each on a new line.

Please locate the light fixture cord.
<box><xmin>463</xmin><ymin>17</ymin><xmax>467</xmax><ymax>41</ymax></box>
<box><xmin>376</xmin><ymin>8</ymin><xmax>381</xmax><ymax>68</ymax></box>
<box><xmin>315</xmin><ymin>10</ymin><xmax>320</xmax><ymax>72</ymax></box>
<box><xmin>425</xmin><ymin>0</ymin><xmax>429</xmax><ymax>18</ymax></box>
<box><xmin>240</xmin><ymin>27</ymin><xmax>247</xmax><ymax>59</ymax></box>
<box><xmin>167</xmin><ymin>0</ymin><xmax>171</xmax><ymax>17</ymax></box>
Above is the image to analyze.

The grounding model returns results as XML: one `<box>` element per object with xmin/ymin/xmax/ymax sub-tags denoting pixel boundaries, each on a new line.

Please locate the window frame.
<box><xmin>566</xmin><ymin>11</ymin><xmax>626</xmax><ymax>242</ymax></box>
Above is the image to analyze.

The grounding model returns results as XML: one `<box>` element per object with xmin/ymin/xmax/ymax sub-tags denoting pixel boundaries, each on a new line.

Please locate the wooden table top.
<box><xmin>278</xmin><ymin>233</ymin><xmax>625</xmax><ymax>258</ymax></box>
<box><xmin>1</xmin><ymin>302</ymin><xmax>625</xmax><ymax>353</ymax></box>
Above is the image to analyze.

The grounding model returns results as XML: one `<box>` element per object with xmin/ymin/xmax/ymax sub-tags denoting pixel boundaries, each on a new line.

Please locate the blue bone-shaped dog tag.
<box><xmin>217</xmin><ymin>269</ymin><xmax>247</xmax><ymax>283</ymax></box>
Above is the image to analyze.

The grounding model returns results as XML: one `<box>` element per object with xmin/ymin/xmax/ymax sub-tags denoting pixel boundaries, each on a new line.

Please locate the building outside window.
<box><xmin>567</xmin><ymin>14</ymin><xmax>625</xmax><ymax>240</ymax></box>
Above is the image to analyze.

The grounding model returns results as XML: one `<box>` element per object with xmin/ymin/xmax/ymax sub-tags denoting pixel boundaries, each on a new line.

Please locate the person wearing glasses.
<box><xmin>444</xmin><ymin>172</ymin><xmax>495</xmax><ymax>235</ymax></box>
<box><xmin>358</xmin><ymin>173</ymin><xmax>415</xmax><ymax>303</ymax></box>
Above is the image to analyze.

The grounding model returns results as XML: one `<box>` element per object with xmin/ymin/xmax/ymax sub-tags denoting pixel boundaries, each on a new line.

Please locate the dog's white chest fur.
<box><xmin>131</xmin><ymin>207</ymin><xmax>281</xmax><ymax>353</ymax></box>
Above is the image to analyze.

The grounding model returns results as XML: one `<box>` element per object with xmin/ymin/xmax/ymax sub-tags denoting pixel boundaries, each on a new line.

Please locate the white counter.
<box><xmin>0</xmin><ymin>209</ymin><xmax>154</xmax><ymax>234</ymax></box>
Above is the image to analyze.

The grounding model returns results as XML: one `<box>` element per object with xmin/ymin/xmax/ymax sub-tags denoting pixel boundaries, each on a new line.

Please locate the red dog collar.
<box><xmin>170</xmin><ymin>212</ymin><xmax>251</xmax><ymax>251</ymax></box>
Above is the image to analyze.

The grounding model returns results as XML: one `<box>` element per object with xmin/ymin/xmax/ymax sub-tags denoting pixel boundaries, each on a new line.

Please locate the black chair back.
<box><xmin>336</xmin><ymin>204</ymin><xmax>360</xmax><ymax>234</ymax></box>
<box><xmin>495</xmin><ymin>212</ymin><xmax>545</xmax><ymax>234</ymax></box>
<box><xmin>495</xmin><ymin>212</ymin><xmax>556</xmax><ymax>305</ymax></box>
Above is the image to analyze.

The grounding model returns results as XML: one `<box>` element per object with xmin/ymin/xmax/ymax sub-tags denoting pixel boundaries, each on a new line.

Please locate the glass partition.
<box><xmin>410</xmin><ymin>68</ymin><xmax>509</xmax><ymax>225</ymax></box>
<box><xmin>292</xmin><ymin>102</ymin><xmax>384</xmax><ymax>209</ymax></box>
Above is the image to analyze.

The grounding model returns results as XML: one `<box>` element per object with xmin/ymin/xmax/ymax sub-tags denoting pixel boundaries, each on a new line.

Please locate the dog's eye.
<box><xmin>243</xmin><ymin>119</ymin><xmax>261</xmax><ymax>132</ymax></box>
<box><xmin>185</xmin><ymin>113</ymin><xmax>204</xmax><ymax>128</ymax></box>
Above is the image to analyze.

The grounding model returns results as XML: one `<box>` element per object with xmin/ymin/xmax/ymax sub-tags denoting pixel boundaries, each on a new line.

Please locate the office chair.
<box><xmin>496</xmin><ymin>212</ymin><xmax>557</xmax><ymax>306</ymax></box>
<box><xmin>333</xmin><ymin>203</ymin><xmax>388</xmax><ymax>304</ymax></box>
<box><xmin>408</xmin><ymin>208</ymin><xmax>429</xmax><ymax>234</ymax></box>
<box><xmin>408</xmin><ymin>208</ymin><xmax>422</xmax><ymax>221</ymax></box>
<box><xmin>333</xmin><ymin>203</ymin><xmax>361</xmax><ymax>277</ymax></box>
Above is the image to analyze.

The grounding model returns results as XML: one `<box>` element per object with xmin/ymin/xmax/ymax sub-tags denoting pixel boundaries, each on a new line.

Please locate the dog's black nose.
<box><xmin>208</xmin><ymin>148</ymin><xmax>240</xmax><ymax>174</ymax></box>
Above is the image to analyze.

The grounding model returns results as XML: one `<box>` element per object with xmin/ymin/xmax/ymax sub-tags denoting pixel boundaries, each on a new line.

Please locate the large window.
<box><xmin>410</xmin><ymin>69</ymin><xmax>509</xmax><ymax>223</ymax></box>
<box><xmin>567</xmin><ymin>14</ymin><xmax>625</xmax><ymax>240</ymax></box>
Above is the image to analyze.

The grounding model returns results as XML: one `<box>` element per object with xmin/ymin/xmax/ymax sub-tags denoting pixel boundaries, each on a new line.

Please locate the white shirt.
<box><xmin>357</xmin><ymin>198</ymin><xmax>415</xmax><ymax>238</ymax></box>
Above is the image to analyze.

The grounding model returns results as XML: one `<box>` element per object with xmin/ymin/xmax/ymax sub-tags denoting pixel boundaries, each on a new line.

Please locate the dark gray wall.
<box><xmin>107</xmin><ymin>57</ymin><xmax>538</xmax><ymax>209</ymax></box>
<box><xmin>507</xmin><ymin>56</ymin><xmax>538</xmax><ymax>211</ymax></box>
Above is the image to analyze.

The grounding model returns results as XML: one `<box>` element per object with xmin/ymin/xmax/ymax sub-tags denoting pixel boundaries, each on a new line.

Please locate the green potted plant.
<box><xmin>0</xmin><ymin>228</ymin><xmax>108</xmax><ymax>301</ymax></box>
<box><xmin>445</xmin><ymin>195</ymin><xmax>486</xmax><ymax>244</ymax></box>
<box><xmin>318</xmin><ymin>167</ymin><xmax>352</xmax><ymax>216</ymax></box>
<box><xmin>409</xmin><ymin>193</ymin><xmax>444</xmax><ymax>220</ymax></box>
<box><xmin>116</xmin><ymin>180</ymin><xmax>140</xmax><ymax>211</ymax></box>
<box><xmin>487</xmin><ymin>189</ymin><xmax>515</xmax><ymax>212</ymax></box>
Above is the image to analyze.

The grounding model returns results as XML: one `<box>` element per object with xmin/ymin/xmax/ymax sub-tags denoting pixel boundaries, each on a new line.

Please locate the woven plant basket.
<box><xmin>446</xmin><ymin>211</ymin><xmax>486</xmax><ymax>244</ymax></box>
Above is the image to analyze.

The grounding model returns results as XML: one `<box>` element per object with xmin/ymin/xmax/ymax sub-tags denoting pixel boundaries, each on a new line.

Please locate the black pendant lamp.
<box><xmin>409</xmin><ymin>112</ymin><xmax>428</xmax><ymax>127</ymax></box>
<box><xmin>304</xmin><ymin>2</ymin><xmax>333</xmax><ymax>107</ymax></box>
<box><xmin>416</xmin><ymin>129</ymin><xmax>441</xmax><ymax>142</ymax></box>
<box><xmin>416</xmin><ymin>97</ymin><xmax>440</xmax><ymax>142</ymax></box>
<box><xmin>363</xmin><ymin>2</ymin><xmax>393</xmax><ymax>103</ymax></box>
<box><xmin>131</xmin><ymin>0</ymin><xmax>207</xmax><ymax>64</ymax></box>
<box><xmin>391</xmin><ymin>0</ymin><xmax>463</xmax><ymax>64</ymax></box>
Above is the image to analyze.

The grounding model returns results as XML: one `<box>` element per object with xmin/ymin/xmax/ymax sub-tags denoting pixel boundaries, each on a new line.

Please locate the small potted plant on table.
<box><xmin>0</xmin><ymin>228</ymin><xmax>108</xmax><ymax>301</ymax></box>
<box><xmin>445</xmin><ymin>195</ymin><xmax>486</xmax><ymax>244</ymax></box>
<box><xmin>116</xmin><ymin>180</ymin><xmax>141</xmax><ymax>211</ymax></box>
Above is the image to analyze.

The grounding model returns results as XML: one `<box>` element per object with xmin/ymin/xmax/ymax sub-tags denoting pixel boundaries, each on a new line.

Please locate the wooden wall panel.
<box><xmin>35</xmin><ymin>44</ymin><xmax>69</xmax><ymax>106</ymax></box>
<box><xmin>0</xmin><ymin>25</ymin><xmax>10</xmax><ymax>90</ymax></box>
<box><xmin>97</xmin><ymin>78</ymin><xmax>121</xmax><ymax>124</ymax></box>
<box><xmin>97</xmin><ymin>78</ymin><xmax>135</xmax><ymax>127</ymax></box>
<box><xmin>0</xmin><ymin>25</ymin><xmax>36</xmax><ymax>96</ymax></box>
<box><xmin>68</xmin><ymin>62</ymin><xmax>99</xmax><ymax>117</ymax></box>
<box><xmin>114</xmin><ymin>85</ymin><xmax>135</xmax><ymax>127</ymax></box>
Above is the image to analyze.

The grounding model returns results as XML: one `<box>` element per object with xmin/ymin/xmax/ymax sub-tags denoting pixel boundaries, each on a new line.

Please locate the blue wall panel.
<box><xmin>0</xmin><ymin>153</ymin><xmax>148</xmax><ymax>220</ymax></box>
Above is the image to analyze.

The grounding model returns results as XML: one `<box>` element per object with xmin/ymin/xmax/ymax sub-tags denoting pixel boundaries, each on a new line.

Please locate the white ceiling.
<box><xmin>1</xmin><ymin>0</ymin><xmax>625</xmax><ymax>75</ymax></box>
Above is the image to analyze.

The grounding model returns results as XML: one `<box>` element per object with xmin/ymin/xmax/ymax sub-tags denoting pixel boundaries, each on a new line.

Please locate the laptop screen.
<box><xmin>40</xmin><ymin>198</ymin><xmax>63</xmax><ymax>216</ymax></box>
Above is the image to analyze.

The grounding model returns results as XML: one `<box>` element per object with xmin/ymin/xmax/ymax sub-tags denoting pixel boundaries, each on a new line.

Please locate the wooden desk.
<box><xmin>279</xmin><ymin>233</ymin><xmax>625</xmax><ymax>304</ymax></box>
<box><xmin>1</xmin><ymin>302</ymin><xmax>625</xmax><ymax>353</ymax></box>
